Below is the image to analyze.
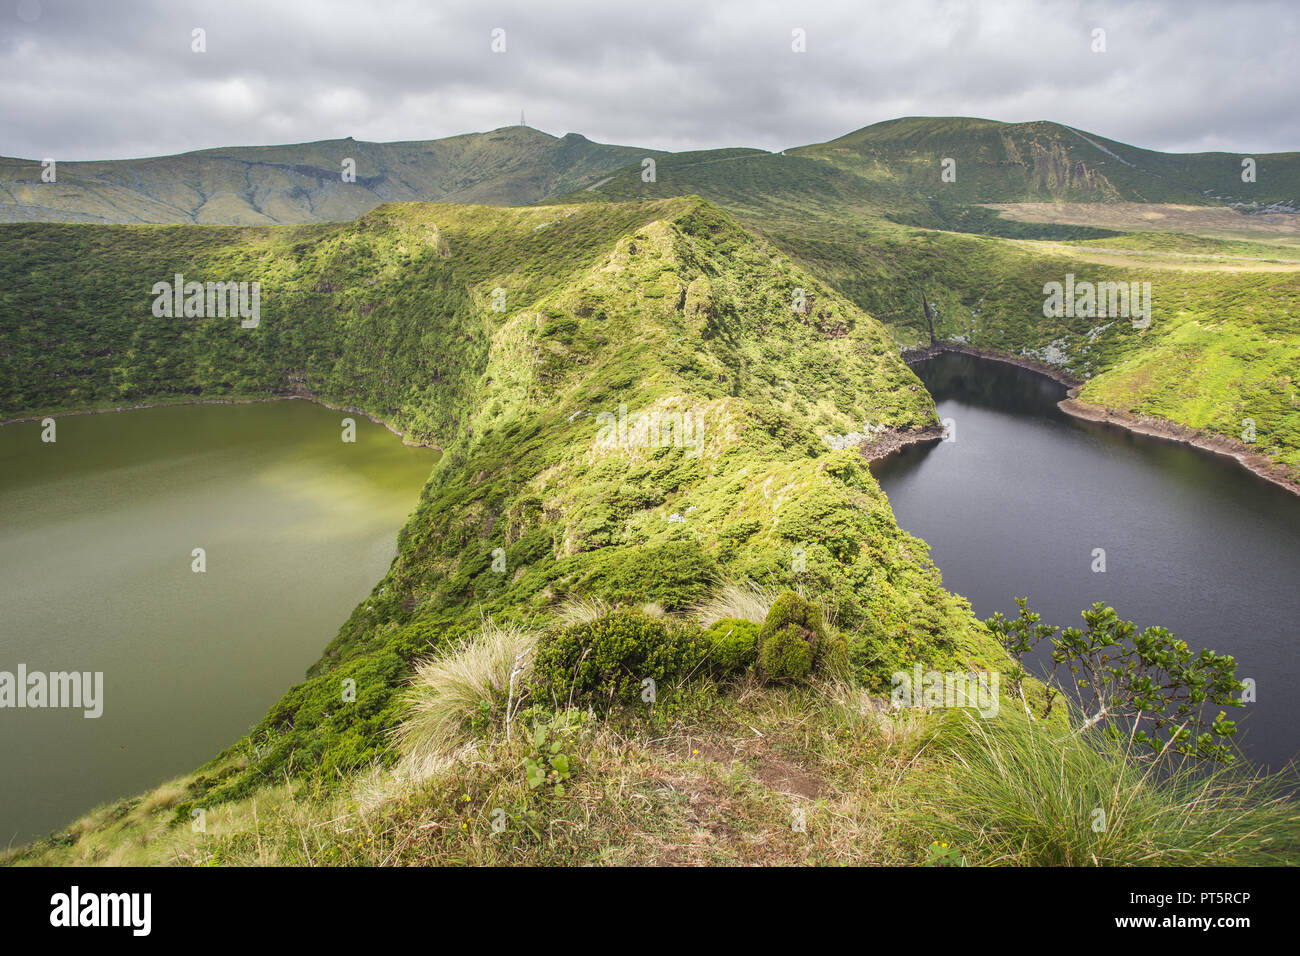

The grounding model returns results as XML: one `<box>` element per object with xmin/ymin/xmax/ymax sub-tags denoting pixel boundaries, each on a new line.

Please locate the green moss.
<box><xmin>702</xmin><ymin>617</ymin><xmax>759</xmax><ymax>675</ymax></box>
<box><xmin>530</xmin><ymin>610</ymin><xmax>707</xmax><ymax>710</ymax></box>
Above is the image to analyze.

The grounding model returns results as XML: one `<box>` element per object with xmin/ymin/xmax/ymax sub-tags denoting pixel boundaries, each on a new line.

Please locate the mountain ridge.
<box><xmin>5</xmin><ymin>116</ymin><xmax>1298</xmax><ymax>227</ymax></box>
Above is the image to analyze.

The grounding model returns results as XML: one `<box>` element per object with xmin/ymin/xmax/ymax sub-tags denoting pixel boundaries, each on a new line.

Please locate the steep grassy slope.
<box><xmin>0</xmin><ymin>126</ymin><xmax>660</xmax><ymax>225</ymax></box>
<box><xmin>1</xmin><ymin>197</ymin><xmax>1001</xmax><ymax>850</ymax></box>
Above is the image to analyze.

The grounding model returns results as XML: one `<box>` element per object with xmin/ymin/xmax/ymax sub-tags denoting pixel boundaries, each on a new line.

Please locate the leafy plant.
<box><xmin>987</xmin><ymin>598</ymin><xmax>1244</xmax><ymax>761</ymax></box>
<box><xmin>530</xmin><ymin>609</ymin><xmax>708</xmax><ymax>710</ymax></box>
<box><xmin>523</xmin><ymin>721</ymin><xmax>574</xmax><ymax>797</ymax></box>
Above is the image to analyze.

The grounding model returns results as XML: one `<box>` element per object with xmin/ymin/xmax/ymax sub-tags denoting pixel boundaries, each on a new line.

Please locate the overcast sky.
<box><xmin>3</xmin><ymin>0</ymin><xmax>1297</xmax><ymax>161</ymax></box>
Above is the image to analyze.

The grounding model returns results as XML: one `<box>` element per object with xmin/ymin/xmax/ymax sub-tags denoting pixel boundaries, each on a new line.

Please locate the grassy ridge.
<box><xmin>0</xmin><ymin>126</ymin><xmax>661</xmax><ymax>225</ymax></box>
<box><xmin>1</xmin><ymin>197</ymin><xmax>1003</xmax><ymax>847</ymax></box>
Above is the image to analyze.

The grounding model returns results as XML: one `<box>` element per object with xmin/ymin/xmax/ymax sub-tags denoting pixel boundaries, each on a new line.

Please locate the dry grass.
<box><xmin>554</xmin><ymin>594</ymin><xmax>610</xmax><ymax>627</ymax></box>
<box><xmin>395</xmin><ymin>616</ymin><xmax>538</xmax><ymax>774</ymax></box>
<box><xmin>692</xmin><ymin>579</ymin><xmax>779</xmax><ymax>627</ymax></box>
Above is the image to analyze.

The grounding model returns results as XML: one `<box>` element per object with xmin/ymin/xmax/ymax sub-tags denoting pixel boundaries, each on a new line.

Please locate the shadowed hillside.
<box><xmin>0</xmin><ymin>126</ymin><xmax>661</xmax><ymax>225</ymax></box>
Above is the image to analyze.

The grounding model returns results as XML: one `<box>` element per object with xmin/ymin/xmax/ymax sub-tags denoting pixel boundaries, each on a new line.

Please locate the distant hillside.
<box><xmin>0</xmin><ymin>126</ymin><xmax>660</xmax><ymax>225</ymax></box>
<box><xmin>6</xmin><ymin>116</ymin><xmax>1296</xmax><ymax>228</ymax></box>
<box><xmin>793</xmin><ymin>116</ymin><xmax>1300</xmax><ymax>209</ymax></box>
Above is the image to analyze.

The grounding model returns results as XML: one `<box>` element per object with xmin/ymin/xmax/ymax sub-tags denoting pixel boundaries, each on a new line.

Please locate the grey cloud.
<box><xmin>1</xmin><ymin>0</ymin><xmax>1295</xmax><ymax>161</ymax></box>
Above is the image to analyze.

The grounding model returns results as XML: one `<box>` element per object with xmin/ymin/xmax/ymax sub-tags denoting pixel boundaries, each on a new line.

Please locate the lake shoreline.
<box><xmin>1058</xmin><ymin>396</ymin><xmax>1300</xmax><ymax>497</ymax></box>
<box><xmin>860</xmin><ymin>424</ymin><xmax>947</xmax><ymax>464</ymax></box>
<box><xmin>904</xmin><ymin>344</ymin><xmax>1300</xmax><ymax>498</ymax></box>
<box><xmin>0</xmin><ymin>393</ymin><xmax>443</xmax><ymax>452</ymax></box>
<box><xmin>902</xmin><ymin>343</ymin><xmax>1082</xmax><ymax>388</ymax></box>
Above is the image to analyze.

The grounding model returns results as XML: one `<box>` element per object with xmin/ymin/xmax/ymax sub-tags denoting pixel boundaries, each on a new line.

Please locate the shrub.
<box><xmin>701</xmin><ymin>617</ymin><xmax>759</xmax><ymax>676</ymax></box>
<box><xmin>530</xmin><ymin>609</ymin><xmax>707</xmax><ymax>710</ymax></box>
<box><xmin>988</xmin><ymin>598</ymin><xmax>1245</xmax><ymax>761</ymax></box>
<box><xmin>755</xmin><ymin>592</ymin><xmax>848</xmax><ymax>683</ymax></box>
<box><xmin>395</xmin><ymin>618</ymin><xmax>538</xmax><ymax>766</ymax></box>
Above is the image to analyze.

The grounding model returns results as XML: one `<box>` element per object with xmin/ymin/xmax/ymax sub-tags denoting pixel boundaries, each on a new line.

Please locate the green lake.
<box><xmin>0</xmin><ymin>401</ymin><xmax>437</xmax><ymax>844</ymax></box>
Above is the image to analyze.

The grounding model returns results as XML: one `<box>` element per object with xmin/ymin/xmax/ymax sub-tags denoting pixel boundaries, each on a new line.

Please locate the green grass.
<box><xmin>905</xmin><ymin>709</ymin><xmax>1300</xmax><ymax>866</ymax></box>
<box><xmin>1</xmin><ymin>196</ymin><xmax>1001</xmax><ymax>848</ymax></box>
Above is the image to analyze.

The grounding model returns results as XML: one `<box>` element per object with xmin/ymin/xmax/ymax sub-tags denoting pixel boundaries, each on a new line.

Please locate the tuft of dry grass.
<box><xmin>395</xmin><ymin>617</ymin><xmax>538</xmax><ymax>774</ymax></box>
<box><xmin>554</xmin><ymin>594</ymin><xmax>610</xmax><ymax>627</ymax></box>
<box><xmin>692</xmin><ymin>579</ymin><xmax>779</xmax><ymax>627</ymax></box>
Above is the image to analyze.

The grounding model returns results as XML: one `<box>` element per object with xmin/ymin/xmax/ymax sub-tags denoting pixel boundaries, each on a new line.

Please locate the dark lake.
<box><xmin>873</xmin><ymin>351</ymin><xmax>1300</xmax><ymax>770</ymax></box>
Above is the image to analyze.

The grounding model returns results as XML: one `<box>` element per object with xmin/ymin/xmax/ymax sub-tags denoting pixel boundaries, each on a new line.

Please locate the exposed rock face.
<box><xmin>858</xmin><ymin>425</ymin><xmax>947</xmax><ymax>463</ymax></box>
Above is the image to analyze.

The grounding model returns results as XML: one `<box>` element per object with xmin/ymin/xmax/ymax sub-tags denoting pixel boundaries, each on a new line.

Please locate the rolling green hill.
<box><xmin>9</xmin><ymin>116</ymin><xmax>1297</xmax><ymax>229</ymax></box>
<box><xmin>0</xmin><ymin>126</ymin><xmax>661</xmax><ymax>225</ymax></box>
<box><xmin>794</xmin><ymin>116</ymin><xmax>1300</xmax><ymax>209</ymax></box>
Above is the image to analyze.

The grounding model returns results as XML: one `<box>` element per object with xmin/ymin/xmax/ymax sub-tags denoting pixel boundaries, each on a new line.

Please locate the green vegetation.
<box><xmin>792</xmin><ymin>116</ymin><xmax>1300</xmax><ymax>208</ymax></box>
<box><xmin>3</xmin><ymin>116</ymin><xmax>1297</xmax><ymax>866</ymax></box>
<box><xmin>530</xmin><ymin>609</ymin><xmax>707</xmax><ymax>710</ymax></box>
<box><xmin>990</xmin><ymin>598</ymin><xmax>1244</xmax><ymax>761</ymax></box>
<box><xmin>10</xmin><ymin>598</ymin><xmax>1292</xmax><ymax>867</ymax></box>
<box><xmin>908</xmin><ymin>710</ymin><xmax>1299</xmax><ymax>866</ymax></box>
<box><xmin>0</xmin><ymin>126</ymin><xmax>661</xmax><ymax>224</ymax></box>
<box><xmin>701</xmin><ymin>617</ymin><xmax>759</xmax><ymax>675</ymax></box>
<box><xmin>755</xmin><ymin>591</ymin><xmax>846</xmax><ymax>682</ymax></box>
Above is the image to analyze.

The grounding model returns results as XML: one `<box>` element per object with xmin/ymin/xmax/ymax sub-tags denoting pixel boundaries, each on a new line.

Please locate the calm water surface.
<box><xmin>874</xmin><ymin>353</ymin><xmax>1300</xmax><ymax>770</ymax></box>
<box><xmin>0</xmin><ymin>401</ymin><xmax>436</xmax><ymax>844</ymax></box>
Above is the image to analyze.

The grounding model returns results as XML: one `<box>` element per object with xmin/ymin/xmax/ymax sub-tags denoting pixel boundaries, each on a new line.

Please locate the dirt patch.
<box><xmin>748</xmin><ymin>755</ymin><xmax>822</xmax><ymax>799</ymax></box>
<box><xmin>657</xmin><ymin>735</ymin><xmax>823</xmax><ymax>800</ymax></box>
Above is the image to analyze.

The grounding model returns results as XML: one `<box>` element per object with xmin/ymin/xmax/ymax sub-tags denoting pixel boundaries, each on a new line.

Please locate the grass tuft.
<box><xmin>904</xmin><ymin>709</ymin><xmax>1300</xmax><ymax>866</ymax></box>
<box><xmin>395</xmin><ymin>617</ymin><xmax>538</xmax><ymax>772</ymax></box>
<box><xmin>693</xmin><ymin>579</ymin><xmax>779</xmax><ymax>627</ymax></box>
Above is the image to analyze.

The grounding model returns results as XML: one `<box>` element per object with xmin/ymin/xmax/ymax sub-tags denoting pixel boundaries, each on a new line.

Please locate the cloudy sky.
<box><xmin>3</xmin><ymin>0</ymin><xmax>1297</xmax><ymax>161</ymax></box>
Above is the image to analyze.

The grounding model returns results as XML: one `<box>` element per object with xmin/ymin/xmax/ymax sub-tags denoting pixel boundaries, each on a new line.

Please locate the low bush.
<box><xmin>701</xmin><ymin>617</ymin><xmax>759</xmax><ymax>676</ymax></box>
<box><xmin>530</xmin><ymin>609</ymin><xmax>707</xmax><ymax>709</ymax></box>
<box><xmin>755</xmin><ymin>591</ymin><xmax>848</xmax><ymax>683</ymax></box>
